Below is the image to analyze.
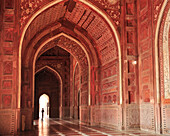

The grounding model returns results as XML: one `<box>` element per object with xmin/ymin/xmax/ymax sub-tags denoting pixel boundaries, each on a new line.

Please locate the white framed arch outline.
<box><xmin>18</xmin><ymin>0</ymin><xmax>122</xmax><ymax>108</ymax></box>
<box><xmin>155</xmin><ymin>0</ymin><xmax>169</xmax><ymax>103</ymax></box>
<box><xmin>35</xmin><ymin>65</ymin><xmax>63</xmax><ymax>107</ymax></box>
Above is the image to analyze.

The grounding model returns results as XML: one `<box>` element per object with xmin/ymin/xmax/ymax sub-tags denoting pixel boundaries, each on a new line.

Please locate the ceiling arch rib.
<box><xmin>22</xmin><ymin>23</ymin><xmax>99</xmax><ymax>68</ymax></box>
<box><xmin>28</xmin><ymin>33</ymin><xmax>89</xmax><ymax>73</ymax></box>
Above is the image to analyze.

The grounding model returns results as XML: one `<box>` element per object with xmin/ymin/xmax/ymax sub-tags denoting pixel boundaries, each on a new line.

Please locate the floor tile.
<box><xmin>16</xmin><ymin>118</ymin><xmax>164</xmax><ymax>136</ymax></box>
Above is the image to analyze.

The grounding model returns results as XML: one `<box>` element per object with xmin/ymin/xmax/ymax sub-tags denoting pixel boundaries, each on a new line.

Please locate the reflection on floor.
<box><xmin>17</xmin><ymin>118</ymin><xmax>162</xmax><ymax>136</ymax></box>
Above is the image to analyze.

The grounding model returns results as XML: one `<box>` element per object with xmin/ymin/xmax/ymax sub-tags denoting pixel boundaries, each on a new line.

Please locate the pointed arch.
<box><xmin>35</xmin><ymin>65</ymin><xmax>63</xmax><ymax>108</ymax></box>
<box><xmin>39</xmin><ymin>94</ymin><xmax>50</xmax><ymax>118</ymax></box>
<box><xmin>32</xmin><ymin>33</ymin><xmax>91</xmax><ymax>106</ymax></box>
<box><xmin>18</xmin><ymin>0</ymin><xmax>122</xmax><ymax>108</ymax></box>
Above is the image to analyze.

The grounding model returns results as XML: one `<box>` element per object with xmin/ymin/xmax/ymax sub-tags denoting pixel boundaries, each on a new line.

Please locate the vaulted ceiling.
<box><xmin>21</xmin><ymin>0</ymin><xmax>119</xmax><ymax>69</ymax></box>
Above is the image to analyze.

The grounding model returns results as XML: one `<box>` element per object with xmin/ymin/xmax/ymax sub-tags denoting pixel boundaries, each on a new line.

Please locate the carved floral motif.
<box><xmin>57</xmin><ymin>36</ymin><xmax>88</xmax><ymax>71</ymax></box>
<box><xmin>94</xmin><ymin>0</ymin><xmax>120</xmax><ymax>26</ymax></box>
<box><xmin>20</xmin><ymin>0</ymin><xmax>47</xmax><ymax>28</ymax></box>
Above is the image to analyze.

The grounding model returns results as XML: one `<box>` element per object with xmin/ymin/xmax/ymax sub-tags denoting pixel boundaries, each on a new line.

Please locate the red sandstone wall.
<box><xmin>0</xmin><ymin>0</ymin><xmax>169</xmax><ymax>135</ymax></box>
<box><xmin>137</xmin><ymin>0</ymin><xmax>164</xmax><ymax>132</ymax></box>
<box><xmin>69</xmin><ymin>56</ymin><xmax>73</xmax><ymax>118</ymax></box>
<box><xmin>73</xmin><ymin>64</ymin><xmax>79</xmax><ymax>119</ymax></box>
<box><xmin>138</xmin><ymin>0</ymin><xmax>155</xmax><ymax>131</ymax></box>
<box><xmin>0</xmin><ymin>0</ymin><xmax>19</xmax><ymax>134</ymax></box>
<box><xmin>122</xmin><ymin>0</ymin><xmax>140</xmax><ymax>129</ymax></box>
<box><xmin>69</xmin><ymin>56</ymin><xmax>78</xmax><ymax>118</ymax></box>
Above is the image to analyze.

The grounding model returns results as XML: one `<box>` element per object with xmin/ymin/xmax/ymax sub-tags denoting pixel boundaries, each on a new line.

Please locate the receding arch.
<box><xmin>19</xmin><ymin>0</ymin><xmax>122</xmax><ymax>108</ymax></box>
<box><xmin>35</xmin><ymin>65</ymin><xmax>63</xmax><ymax>114</ymax></box>
<box><xmin>33</xmin><ymin>33</ymin><xmax>91</xmax><ymax>106</ymax></box>
<box><xmin>35</xmin><ymin>66</ymin><xmax>62</xmax><ymax>118</ymax></box>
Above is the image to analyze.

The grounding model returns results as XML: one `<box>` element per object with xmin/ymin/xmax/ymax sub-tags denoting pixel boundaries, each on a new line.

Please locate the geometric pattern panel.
<box><xmin>0</xmin><ymin>110</ymin><xmax>15</xmax><ymax>135</ymax></box>
<box><xmin>162</xmin><ymin>104</ymin><xmax>170</xmax><ymax>134</ymax></box>
<box><xmin>91</xmin><ymin>105</ymin><xmax>101</xmax><ymax>125</ymax></box>
<box><xmin>126</xmin><ymin>104</ymin><xmax>140</xmax><ymax>128</ymax></box>
<box><xmin>80</xmin><ymin>106</ymin><xmax>89</xmax><ymax>124</ymax></box>
<box><xmin>101</xmin><ymin>60</ymin><xmax>119</xmax><ymax>104</ymax></box>
<box><xmin>140</xmin><ymin>103</ymin><xmax>155</xmax><ymax>131</ymax></box>
<box><xmin>100</xmin><ymin>105</ymin><xmax>122</xmax><ymax>130</ymax></box>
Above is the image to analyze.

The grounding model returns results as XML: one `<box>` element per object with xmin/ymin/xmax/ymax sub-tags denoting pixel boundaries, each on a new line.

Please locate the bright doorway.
<box><xmin>39</xmin><ymin>94</ymin><xmax>49</xmax><ymax>119</ymax></box>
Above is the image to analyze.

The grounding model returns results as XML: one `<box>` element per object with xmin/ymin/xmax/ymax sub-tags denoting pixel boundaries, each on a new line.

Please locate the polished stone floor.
<box><xmin>16</xmin><ymin>118</ymin><xmax>162</xmax><ymax>136</ymax></box>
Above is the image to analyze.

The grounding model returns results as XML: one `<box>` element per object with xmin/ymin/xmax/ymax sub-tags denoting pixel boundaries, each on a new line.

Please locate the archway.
<box><xmin>39</xmin><ymin>94</ymin><xmax>49</xmax><ymax>119</ymax></box>
<box><xmin>35</xmin><ymin>66</ymin><xmax>63</xmax><ymax>118</ymax></box>
<box><xmin>34</xmin><ymin>67</ymin><xmax>61</xmax><ymax>119</ymax></box>
<box><xmin>19</xmin><ymin>0</ymin><xmax>121</xmax><ymax>130</ymax></box>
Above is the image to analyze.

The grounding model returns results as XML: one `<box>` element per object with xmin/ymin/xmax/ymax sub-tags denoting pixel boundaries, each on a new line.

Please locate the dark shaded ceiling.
<box><xmin>40</xmin><ymin>46</ymin><xmax>70</xmax><ymax>57</ymax></box>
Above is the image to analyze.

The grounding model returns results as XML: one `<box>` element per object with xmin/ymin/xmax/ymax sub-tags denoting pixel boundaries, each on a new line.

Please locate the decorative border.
<box><xmin>163</xmin><ymin>9</ymin><xmax>170</xmax><ymax>99</ymax></box>
<box><xmin>158</xmin><ymin>1</ymin><xmax>170</xmax><ymax>102</ymax></box>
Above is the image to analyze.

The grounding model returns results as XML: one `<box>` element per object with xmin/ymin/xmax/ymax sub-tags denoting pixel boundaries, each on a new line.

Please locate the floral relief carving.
<box><xmin>20</xmin><ymin>0</ymin><xmax>121</xmax><ymax>30</ymax></box>
<box><xmin>93</xmin><ymin>0</ymin><xmax>120</xmax><ymax>26</ymax></box>
<box><xmin>57</xmin><ymin>36</ymin><xmax>88</xmax><ymax>71</ymax></box>
<box><xmin>20</xmin><ymin>0</ymin><xmax>47</xmax><ymax>28</ymax></box>
<box><xmin>36</xmin><ymin>35</ymin><xmax>88</xmax><ymax>73</ymax></box>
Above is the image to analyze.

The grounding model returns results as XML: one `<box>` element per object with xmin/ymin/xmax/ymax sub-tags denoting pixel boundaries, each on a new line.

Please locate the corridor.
<box><xmin>17</xmin><ymin>119</ymin><xmax>161</xmax><ymax>136</ymax></box>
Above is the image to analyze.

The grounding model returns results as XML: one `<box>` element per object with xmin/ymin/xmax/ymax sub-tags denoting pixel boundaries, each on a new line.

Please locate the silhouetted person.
<box><xmin>41</xmin><ymin>108</ymin><xmax>44</xmax><ymax>120</ymax></box>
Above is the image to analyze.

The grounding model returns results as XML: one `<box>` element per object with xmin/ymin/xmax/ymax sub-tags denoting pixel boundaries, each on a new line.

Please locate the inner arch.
<box><xmin>33</xmin><ymin>33</ymin><xmax>91</xmax><ymax>106</ymax></box>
